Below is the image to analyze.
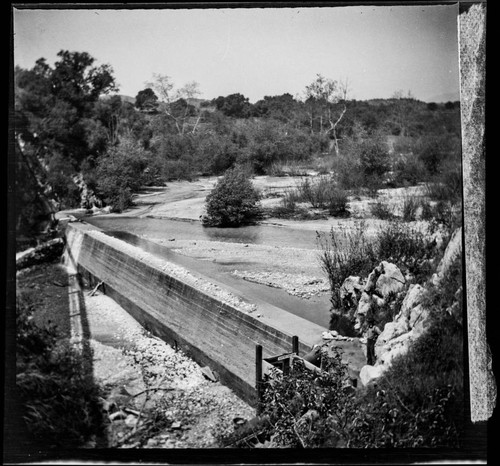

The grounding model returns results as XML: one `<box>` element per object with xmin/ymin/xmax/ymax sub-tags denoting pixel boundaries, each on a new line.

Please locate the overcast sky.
<box><xmin>13</xmin><ymin>4</ymin><xmax>460</xmax><ymax>103</ymax></box>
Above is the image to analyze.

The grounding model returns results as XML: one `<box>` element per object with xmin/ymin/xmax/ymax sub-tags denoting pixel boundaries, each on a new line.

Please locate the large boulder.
<box><xmin>410</xmin><ymin>304</ymin><xmax>432</xmax><ymax>338</ymax></box>
<box><xmin>395</xmin><ymin>284</ymin><xmax>426</xmax><ymax>323</ymax></box>
<box><xmin>376</xmin><ymin>320</ymin><xmax>410</xmax><ymax>347</ymax></box>
<box><xmin>375</xmin><ymin>261</ymin><xmax>405</xmax><ymax>298</ymax></box>
<box><xmin>359</xmin><ymin>364</ymin><xmax>385</xmax><ymax>386</ymax></box>
<box><xmin>375</xmin><ymin>331</ymin><xmax>413</xmax><ymax>366</ymax></box>
<box><xmin>356</xmin><ymin>291</ymin><xmax>374</xmax><ymax>317</ymax></box>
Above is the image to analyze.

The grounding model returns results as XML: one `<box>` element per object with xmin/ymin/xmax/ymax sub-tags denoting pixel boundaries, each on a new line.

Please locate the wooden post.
<box><xmin>255</xmin><ymin>344</ymin><xmax>263</xmax><ymax>415</ymax></box>
<box><xmin>292</xmin><ymin>335</ymin><xmax>299</xmax><ymax>355</ymax></box>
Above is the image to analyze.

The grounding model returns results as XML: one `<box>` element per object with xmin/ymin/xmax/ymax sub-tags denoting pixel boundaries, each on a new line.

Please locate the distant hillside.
<box><xmin>424</xmin><ymin>92</ymin><xmax>460</xmax><ymax>103</ymax></box>
<box><xmin>101</xmin><ymin>94</ymin><xmax>136</xmax><ymax>105</ymax></box>
<box><xmin>118</xmin><ymin>94</ymin><xmax>136</xmax><ymax>105</ymax></box>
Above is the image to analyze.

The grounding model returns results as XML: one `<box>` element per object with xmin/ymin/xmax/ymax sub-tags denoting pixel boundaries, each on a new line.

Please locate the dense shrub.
<box><xmin>331</xmin><ymin>149</ymin><xmax>365</xmax><ymax>191</ymax></box>
<box><xmin>375</xmin><ymin>220</ymin><xmax>437</xmax><ymax>282</ymax></box>
<box><xmin>392</xmin><ymin>153</ymin><xmax>427</xmax><ymax>186</ymax></box>
<box><xmin>45</xmin><ymin>153</ymin><xmax>81</xmax><ymax>208</ymax></box>
<box><xmin>16</xmin><ymin>291</ymin><xmax>104</xmax><ymax>448</ymax></box>
<box><xmin>318</xmin><ymin>220</ymin><xmax>439</xmax><ymax>316</ymax></box>
<box><xmin>202</xmin><ymin>167</ymin><xmax>262</xmax><ymax>227</ymax></box>
<box><xmin>196</xmin><ymin>134</ymin><xmax>239</xmax><ymax>175</ymax></box>
<box><xmin>426</xmin><ymin>158</ymin><xmax>462</xmax><ymax>205</ymax></box>
<box><xmin>220</xmin><ymin>307</ymin><xmax>464</xmax><ymax>448</ymax></box>
<box><xmin>415</xmin><ymin>134</ymin><xmax>461</xmax><ymax>176</ymax></box>
<box><xmin>239</xmin><ymin>121</ymin><xmax>316</xmax><ymax>174</ymax></box>
<box><xmin>284</xmin><ymin>176</ymin><xmax>350</xmax><ymax>217</ymax></box>
<box><xmin>162</xmin><ymin>158</ymin><xmax>194</xmax><ymax>181</ymax></box>
<box><xmin>358</xmin><ymin>138</ymin><xmax>391</xmax><ymax>179</ymax></box>
<box><xmin>95</xmin><ymin>138</ymin><xmax>150</xmax><ymax>212</ymax></box>
<box><xmin>260</xmin><ymin>347</ymin><xmax>355</xmax><ymax>448</ymax></box>
<box><xmin>371</xmin><ymin>200</ymin><xmax>394</xmax><ymax>220</ymax></box>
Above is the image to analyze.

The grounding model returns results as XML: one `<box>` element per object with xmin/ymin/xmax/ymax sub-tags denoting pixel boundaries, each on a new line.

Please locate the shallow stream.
<box><xmin>84</xmin><ymin>216</ymin><xmax>332</xmax><ymax>328</ymax></box>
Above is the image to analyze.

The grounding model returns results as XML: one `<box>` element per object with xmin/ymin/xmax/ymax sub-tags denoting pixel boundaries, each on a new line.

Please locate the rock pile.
<box><xmin>331</xmin><ymin>227</ymin><xmax>463</xmax><ymax>387</ymax></box>
<box><xmin>233</xmin><ymin>270</ymin><xmax>329</xmax><ymax>299</ymax></box>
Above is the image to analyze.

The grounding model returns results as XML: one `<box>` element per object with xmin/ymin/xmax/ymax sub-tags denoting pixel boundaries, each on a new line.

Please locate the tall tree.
<box><xmin>304</xmin><ymin>74</ymin><xmax>349</xmax><ymax>156</ymax></box>
<box><xmin>213</xmin><ymin>93</ymin><xmax>253</xmax><ymax>118</ymax></box>
<box><xmin>135</xmin><ymin>87</ymin><xmax>159</xmax><ymax>112</ymax></box>
<box><xmin>15</xmin><ymin>50</ymin><xmax>118</xmax><ymax>209</ymax></box>
<box><xmin>15</xmin><ymin>50</ymin><xmax>117</xmax><ymax>165</ymax></box>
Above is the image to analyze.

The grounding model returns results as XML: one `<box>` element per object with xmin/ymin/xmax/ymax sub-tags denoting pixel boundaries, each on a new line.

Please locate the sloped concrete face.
<box><xmin>64</xmin><ymin>223</ymin><xmax>325</xmax><ymax>405</ymax></box>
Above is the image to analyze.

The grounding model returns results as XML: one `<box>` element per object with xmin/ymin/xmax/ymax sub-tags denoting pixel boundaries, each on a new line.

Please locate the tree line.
<box><xmin>14</xmin><ymin>50</ymin><xmax>461</xmax><ymax>236</ymax></box>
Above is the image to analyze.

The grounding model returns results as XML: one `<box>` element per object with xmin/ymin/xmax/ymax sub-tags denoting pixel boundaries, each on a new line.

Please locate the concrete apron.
<box><xmin>63</xmin><ymin>222</ymin><xmax>335</xmax><ymax>405</ymax></box>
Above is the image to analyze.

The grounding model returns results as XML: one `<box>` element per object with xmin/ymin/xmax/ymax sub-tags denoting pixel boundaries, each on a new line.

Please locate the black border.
<box><xmin>5</xmin><ymin>1</ymin><xmax>494</xmax><ymax>464</ymax></box>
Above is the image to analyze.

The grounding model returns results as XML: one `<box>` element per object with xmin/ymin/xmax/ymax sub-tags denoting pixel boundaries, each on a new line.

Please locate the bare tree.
<box><xmin>304</xmin><ymin>74</ymin><xmax>349</xmax><ymax>156</ymax></box>
<box><xmin>145</xmin><ymin>73</ymin><xmax>203</xmax><ymax>135</ymax></box>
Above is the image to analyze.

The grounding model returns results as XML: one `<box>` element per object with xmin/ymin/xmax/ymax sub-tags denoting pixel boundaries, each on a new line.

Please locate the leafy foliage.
<box><xmin>370</xmin><ymin>200</ymin><xmax>394</xmax><ymax>220</ymax></box>
<box><xmin>95</xmin><ymin>138</ymin><xmax>151</xmax><ymax>212</ymax></box>
<box><xmin>318</xmin><ymin>220</ymin><xmax>440</xmax><ymax>315</ymax></box>
<box><xmin>135</xmin><ymin>87</ymin><xmax>159</xmax><ymax>112</ymax></box>
<box><xmin>317</xmin><ymin>222</ymin><xmax>378</xmax><ymax>311</ymax></box>
<box><xmin>351</xmin><ymin>309</ymin><xmax>463</xmax><ymax>448</ymax></box>
<box><xmin>202</xmin><ymin>167</ymin><xmax>262</xmax><ymax>227</ymax></box>
<box><xmin>375</xmin><ymin>220</ymin><xmax>438</xmax><ymax>282</ymax></box>
<box><xmin>281</xmin><ymin>176</ymin><xmax>349</xmax><ymax>217</ymax></box>
<box><xmin>260</xmin><ymin>348</ymin><xmax>356</xmax><ymax>448</ymax></box>
<box><xmin>16</xmin><ymin>291</ymin><xmax>104</xmax><ymax>448</ymax></box>
<box><xmin>221</xmin><ymin>311</ymin><xmax>464</xmax><ymax>449</ymax></box>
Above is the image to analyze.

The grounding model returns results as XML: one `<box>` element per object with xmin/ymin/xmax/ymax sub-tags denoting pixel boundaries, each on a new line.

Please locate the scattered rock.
<box><xmin>171</xmin><ymin>421</ymin><xmax>182</xmax><ymax>430</ymax></box>
<box><xmin>322</xmin><ymin>331</ymin><xmax>334</xmax><ymax>340</ymax></box>
<box><xmin>125</xmin><ymin>414</ymin><xmax>139</xmax><ymax>427</ymax></box>
<box><xmin>145</xmin><ymin>438</ymin><xmax>159</xmax><ymax>448</ymax></box>
<box><xmin>201</xmin><ymin>366</ymin><xmax>219</xmax><ymax>382</ymax></box>
<box><xmin>109</xmin><ymin>411</ymin><xmax>128</xmax><ymax>422</ymax></box>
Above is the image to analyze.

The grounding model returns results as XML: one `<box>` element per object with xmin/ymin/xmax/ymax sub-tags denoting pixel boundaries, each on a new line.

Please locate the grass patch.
<box><xmin>317</xmin><ymin>222</ymin><xmax>378</xmax><ymax>311</ymax></box>
<box><xmin>401</xmin><ymin>195</ymin><xmax>420</xmax><ymax>221</ymax></box>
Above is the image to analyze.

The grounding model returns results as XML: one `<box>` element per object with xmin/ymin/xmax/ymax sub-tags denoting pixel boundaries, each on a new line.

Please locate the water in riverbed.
<box><xmin>84</xmin><ymin>216</ymin><xmax>332</xmax><ymax>328</ymax></box>
<box><xmin>85</xmin><ymin>216</ymin><xmax>322</xmax><ymax>249</ymax></box>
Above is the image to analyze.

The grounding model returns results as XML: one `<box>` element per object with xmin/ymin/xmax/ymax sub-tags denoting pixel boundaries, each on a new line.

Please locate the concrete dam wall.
<box><xmin>63</xmin><ymin>222</ymin><xmax>327</xmax><ymax>405</ymax></box>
